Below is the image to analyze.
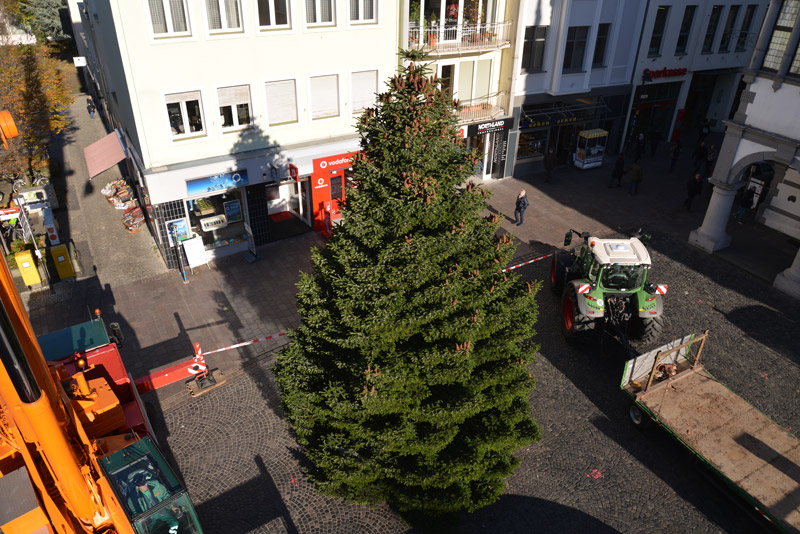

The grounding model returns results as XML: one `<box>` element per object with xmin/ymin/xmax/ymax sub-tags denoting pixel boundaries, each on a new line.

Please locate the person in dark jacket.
<box><xmin>683</xmin><ymin>173</ymin><xmax>703</xmax><ymax>211</ymax></box>
<box><xmin>543</xmin><ymin>148</ymin><xmax>555</xmax><ymax>182</ymax></box>
<box><xmin>735</xmin><ymin>186</ymin><xmax>756</xmax><ymax>224</ymax></box>
<box><xmin>609</xmin><ymin>154</ymin><xmax>626</xmax><ymax>187</ymax></box>
<box><xmin>635</xmin><ymin>133</ymin><xmax>646</xmax><ymax>161</ymax></box>
<box><xmin>128</xmin><ymin>473</ymin><xmax>179</xmax><ymax>532</ymax></box>
<box><xmin>669</xmin><ymin>141</ymin><xmax>682</xmax><ymax>172</ymax></box>
<box><xmin>627</xmin><ymin>160</ymin><xmax>643</xmax><ymax>195</ymax></box>
<box><xmin>514</xmin><ymin>189</ymin><xmax>529</xmax><ymax>226</ymax></box>
<box><xmin>705</xmin><ymin>144</ymin><xmax>718</xmax><ymax>177</ymax></box>
<box><xmin>692</xmin><ymin>142</ymin><xmax>708</xmax><ymax>173</ymax></box>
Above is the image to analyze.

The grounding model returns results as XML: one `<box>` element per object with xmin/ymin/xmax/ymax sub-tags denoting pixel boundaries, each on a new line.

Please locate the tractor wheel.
<box><xmin>550</xmin><ymin>251</ymin><xmax>572</xmax><ymax>295</ymax></box>
<box><xmin>629</xmin><ymin>404</ymin><xmax>649</xmax><ymax>429</ymax></box>
<box><xmin>630</xmin><ymin>315</ymin><xmax>665</xmax><ymax>344</ymax></box>
<box><xmin>561</xmin><ymin>284</ymin><xmax>596</xmax><ymax>342</ymax></box>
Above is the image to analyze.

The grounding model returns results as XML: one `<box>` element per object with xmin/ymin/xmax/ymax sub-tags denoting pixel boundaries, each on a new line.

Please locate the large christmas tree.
<box><xmin>275</xmin><ymin>50</ymin><xmax>541</xmax><ymax>518</ymax></box>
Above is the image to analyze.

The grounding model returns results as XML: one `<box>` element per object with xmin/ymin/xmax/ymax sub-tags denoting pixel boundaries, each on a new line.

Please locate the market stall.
<box><xmin>574</xmin><ymin>129</ymin><xmax>608</xmax><ymax>170</ymax></box>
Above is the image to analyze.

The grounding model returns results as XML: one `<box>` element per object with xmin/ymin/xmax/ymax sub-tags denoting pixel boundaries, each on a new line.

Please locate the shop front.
<box><xmin>309</xmin><ymin>152</ymin><xmax>355</xmax><ymax>237</ymax></box>
<box><xmin>458</xmin><ymin>117</ymin><xmax>511</xmax><ymax>179</ymax></box>
<box><xmin>624</xmin><ymin>77</ymin><xmax>684</xmax><ymax>151</ymax></box>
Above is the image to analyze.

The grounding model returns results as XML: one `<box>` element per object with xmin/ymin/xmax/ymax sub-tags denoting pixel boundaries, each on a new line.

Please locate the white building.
<box><xmin>623</xmin><ymin>0</ymin><xmax>768</xmax><ymax>151</ymax></box>
<box><xmin>690</xmin><ymin>0</ymin><xmax>800</xmax><ymax>299</ymax></box>
<box><xmin>70</xmin><ymin>0</ymin><xmax>399</xmax><ymax>267</ymax></box>
<box><xmin>508</xmin><ymin>0</ymin><xmax>648</xmax><ymax>173</ymax></box>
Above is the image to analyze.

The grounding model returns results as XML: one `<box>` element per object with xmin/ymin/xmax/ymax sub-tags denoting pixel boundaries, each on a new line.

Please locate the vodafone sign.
<box><xmin>315</xmin><ymin>153</ymin><xmax>353</xmax><ymax>172</ymax></box>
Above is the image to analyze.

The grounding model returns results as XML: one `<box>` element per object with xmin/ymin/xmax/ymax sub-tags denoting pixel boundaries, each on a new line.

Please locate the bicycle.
<box><xmin>1</xmin><ymin>220</ymin><xmax>24</xmax><ymax>243</ymax></box>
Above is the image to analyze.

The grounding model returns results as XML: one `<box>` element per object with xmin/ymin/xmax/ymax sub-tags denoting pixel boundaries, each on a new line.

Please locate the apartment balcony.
<box><xmin>458</xmin><ymin>91</ymin><xmax>508</xmax><ymax>123</ymax></box>
<box><xmin>409</xmin><ymin>21</ymin><xmax>512</xmax><ymax>53</ymax></box>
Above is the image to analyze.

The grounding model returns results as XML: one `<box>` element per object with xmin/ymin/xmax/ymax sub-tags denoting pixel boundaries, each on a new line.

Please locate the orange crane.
<box><xmin>0</xmin><ymin>111</ymin><xmax>203</xmax><ymax>533</ymax></box>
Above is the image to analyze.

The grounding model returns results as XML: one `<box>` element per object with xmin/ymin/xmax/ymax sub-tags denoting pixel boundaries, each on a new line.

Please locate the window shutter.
<box><xmin>321</xmin><ymin>0</ymin><xmax>333</xmax><ymax>22</ymax></box>
<box><xmin>350</xmin><ymin>0</ymin><xmax>359</xmax><ymax>20</ymax></box>
<box><xmin>310</xmin><ymin>75</ymin><xmax>339</xmax><ymax>118</ymax></box>
<box><xmin>351</xmin><ymin>70</ymin><xmax>377</xmax><ymax>113</ymax></box>
<box><xmin>217</xmin><ymin>85</ymin><xmax>250</xmax><ymax>107</ymax></box>
<box><xmin>149</xmin><ymin>0</ymin><xmax>168</xmax><ymax>33</ymax></box>
<box><xmin>306</xmin><ymin>0</ymin><xmax>316</xmax><ymax>23</ymax></box>
<box><xmin>265</xmin><ymin>80</ymin><xmax>298</xmax><ymax>125</ymax></box>
<box><xmin>165</xmin><ymin>91</ymin><xmax>201</xmax><ymax>104</ymax></box>
<box><xmin>224</xmin><ymin>0</ymin><xmax>240</xmax><ymax>28</ymax></box>
<box><xmin>206</xmin><ymin>0</ymin><xmax>222</xmax><ymax>29</ymax></box>
<box><xmin>363</xmin><ymin>0</ymin><xmax>373</xmax><ymax>20</ymax></box>
<box><xmin>169</xmin><ymin>0</ymin><xmax>188</xmax><ymax>32</ymax></box>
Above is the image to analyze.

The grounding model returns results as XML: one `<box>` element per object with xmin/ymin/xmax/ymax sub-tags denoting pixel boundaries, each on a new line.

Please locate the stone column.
<box><xmin>689</xmin><ymin>186</ymin><xmax>737</xmax><ymax>252</ymax></box>
<box><xmin>774</xmin><ymin>246</ymin><xmax>800</xmax><ymax>300</ymax></box>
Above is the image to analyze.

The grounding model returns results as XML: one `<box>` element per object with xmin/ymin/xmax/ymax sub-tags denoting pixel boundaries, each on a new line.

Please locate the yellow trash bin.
<box><xmin>15</xmin><ymin>250</ymin><xmax>41</xmax><ymax>286</ymax></box>
<box><xmin>50</xmin><ymin>244</ymin><xmax>75</xmax><ymax>280</ymax></box>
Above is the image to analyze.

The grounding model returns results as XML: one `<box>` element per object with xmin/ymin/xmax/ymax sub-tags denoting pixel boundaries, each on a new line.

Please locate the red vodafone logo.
<box><xmin>317</xmin><ymin>154</ymin><xmax>352</xmax><ymax>171</ymax></box>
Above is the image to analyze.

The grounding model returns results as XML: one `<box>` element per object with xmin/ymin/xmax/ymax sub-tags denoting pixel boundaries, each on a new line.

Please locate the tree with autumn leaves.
<box><xmin>275</xmin><ymin>50</ymin><xmax>541</xmax><ymax>522</ymax></box>
<box><xmin>0</xmin><ymin>0</ymin><xmax>72</xmax><ymax>176</ymax></box>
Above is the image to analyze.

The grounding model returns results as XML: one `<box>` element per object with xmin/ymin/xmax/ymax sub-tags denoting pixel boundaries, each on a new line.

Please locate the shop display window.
<box><xmin>517</xmin><ymin>129</ymin><xmax>548</xmax><ymax>160</ymax></box>
<box><xmin>186</xmin><ymin>190</ymin><xmax>246</xmax><ymax>250</ymax></box>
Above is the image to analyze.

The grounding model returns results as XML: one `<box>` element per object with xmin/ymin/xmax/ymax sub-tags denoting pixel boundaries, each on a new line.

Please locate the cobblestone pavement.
<box><xmin>151</xmin><ymin>230</ymin><xmax>798</xmax><ymax>533</ymax></box>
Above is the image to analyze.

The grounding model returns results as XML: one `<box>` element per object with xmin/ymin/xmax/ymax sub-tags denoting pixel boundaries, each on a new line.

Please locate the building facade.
<box><xmin>402</xmin><ymin>0</ymin><xmax>517</xmax><ymax>179</ymax></box>
<box><xmin>690</xmin><ymin>0</ymin><xmax>800</xmax><ymax>299</ymax></box>
<box><xmin>623</xmin><ymin>0</ymin><xmax>768</xmax><ymax>152</ymax></box>
<box><xmin>508</xmin><ymin>0</ymin><xmax>647</xmax><ymax>175</ymax></box>
<box><xmin>71</xmin><ymin>0</ymin><xmax>399</xmax><ymax>268</ymax></box>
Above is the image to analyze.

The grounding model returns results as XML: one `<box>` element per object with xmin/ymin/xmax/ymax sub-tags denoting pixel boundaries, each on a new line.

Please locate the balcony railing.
<box><xmin>457</xmin><ymin>91</ymin><xmax>508</xmax><ymax>123</ymax></box>
<box><xmin>409</xmin><ymin>20</ymin><xmax>511</xmax><ymax>52</ymax></box>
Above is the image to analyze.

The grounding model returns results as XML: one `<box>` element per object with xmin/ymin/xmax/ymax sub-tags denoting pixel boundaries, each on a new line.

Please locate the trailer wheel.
<box><xmin>631</xmin><ymin>315</ymin><xmax>665</xmax><ymax>344</ymax></box>
<box><xmin>550</xmin><ymin>251</ymin><xmax>572</xmax><ymax>295</ymax></box>
<box><xmin>629</xmin><ymin>404</ymin><xmax>647</xmax><ymax>428</ymax></box>
<box><xmin>561</xmin><ymin>284</ymin><xmax>595</xmax><ymax>342</ymax></box>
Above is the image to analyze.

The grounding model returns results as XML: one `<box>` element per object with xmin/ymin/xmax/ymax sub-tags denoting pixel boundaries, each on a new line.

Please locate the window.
<box><xmin>350</xmin><ymin>0</ymin><xmax>375</xmax><ymax>22</ymax></box>
<box><xmin>593</xmin><ymin>23</ymin><xmax>610</xmax><ymax>67</ymax></box>
<box><xmin>736</xmin><ymin>5</ymin><xmax>758</xmax><ymax>51</ymax></box>
<box><xmin>702</xmin><ymin>5</ymin><xmax>723</xmax><ymax>53</ymax></box>
<box><xmin>718</xmin><ymin>5</ymin><xmax>740</xmax><ymax>52</ymax></box>
<box><xmin>306</xmin><ymin>0</ymin><xmax>334</xmax><ymax>25</ymax></box>
<box><xmin>166</xmin><ymin>91</ymin><xmax>204</xmax><ymax>137</ymax></box>
<box><xmin>148</xmin><ymin>0</ymin><xmax>190</xmax><ymax>36</ymax></box>
<box><xmin>265</xmin><ymin>80</ymin><xmax>298</xmax><ymax>126</ymax></box>
<box><xmin>563</xmin><ymin>26</ymin><xmax>589</xmax><ymax>73</ymax></box>
<box><xmin>206</xmin><ymin>0</ymin><xmax>241</xmax><ymax>31</ymax></box>
<box><xmin>521</xmin><ymin>26</ymin><xmax>547</xmax><ymax>73</ymax></box>
<box><xmin>217</xmin><ymin>85</ymin><xmax>251</xmax><ymax>130</ymax></box>
<box><xmin>791</xmin><ymin>43</ymin><xmax>800</xmax><ymax>75</ymax></box>
<box><xmin>675</xmin><ymin>5</ymin><xmax>697</xmax><ymax>54</ymax></box>
<box><xmin>649</xmin><ymin>6</ymin><xmax>669</xmax><ymax>56</ymax></box>
<box><xmin>257</xmin><ymin>0</ymin><xmax>289</xmax><ymax>28</ymax></box>
<box><xmin>351</xmin><ymin>70</ymin><xmax>377</xmax><ymax>114</ymax></box>
<box><xmin>310</xmin><ymin>75</ymin><xmax>339</xmax><ymax>119</ymax></box>
<box><xmin>762</xmin><ymin>0</ymin><xmax>800</xmax><ymax>71</ymax></box>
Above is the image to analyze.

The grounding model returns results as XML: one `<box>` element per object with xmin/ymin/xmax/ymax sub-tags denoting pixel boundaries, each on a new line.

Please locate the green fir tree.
<box><xmin>275</xmin><ymin>50</ymin><xmax>541</xmax><ymax>519</ymax></box>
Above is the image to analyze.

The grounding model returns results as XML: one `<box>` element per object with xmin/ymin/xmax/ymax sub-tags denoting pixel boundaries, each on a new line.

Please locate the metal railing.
<box><xmin>457</xmin><ymin>91</ymin><xmax>508</xmax><ymax>123</ymax></box>
<box><xmin>408</xmin><ymin>20</ymin><xmax>512</xmax><ymax>52</ymax></box>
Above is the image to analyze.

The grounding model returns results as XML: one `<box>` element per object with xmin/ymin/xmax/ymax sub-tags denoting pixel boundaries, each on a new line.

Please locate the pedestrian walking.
<box><xmin>734</xmin><ymin>186</ymin><xmax>756</xmax><ymax>224</ymax></box>
<box><xmin>635</xmin><ymin>133</ymin><xmax>646</xmax><ymax>161</ymax></box>
<box><xmin>514</xmin><ymin>189</ymin><xmax>529</xmax><ymax>226</ymax></box>
<box><xmin>649</xmin><ymin>128</ymin><xmax>660</xmax><ymax>158</ymax></box>
<box><xmin>669</xmin><ymin>141</ymin><xmax>682</xmax><ymax>172</ymax></box>
<box><xmin>608</xmin><ymin>154</ymin><xmax>626</xmax><ymax>188</ymax></box>
<box><xmin>684</xmin><ymin>173</ymin><xmax>703</xmax><ymax>211</ymax></box>
<box><xmin>705</xmin><ymin>144</ymin><xmax>717</xmax><ymax>177</ymax></box>
<box><xmin>627</xmin><ymin>159</ymin><xmax>642</xmax><ymax>195</ymax></box>
<box><xmin>543</xmin><ymin>148</ymin><xmax>555</xmax><ymax>183</ymax></box>
<box><xmin>87</xmin><ymin>98</ymin><xmax>96</xmax><ymax>119</ymax></box>
<box><xmin>698</xmin><ymin>118</ymin><xmax>710</xmax><ymax>144</ymax></box>
<box><xmin>692</xmin><ymin>141</ymin><xmax>708</xmax><ymax>173</ymax></box>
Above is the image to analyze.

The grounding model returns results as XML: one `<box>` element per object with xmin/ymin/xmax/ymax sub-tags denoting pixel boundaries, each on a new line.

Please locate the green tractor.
<box><xmin>550</xmin><ymin>229</ymin><xmax>667</xmax><ymax>345</ymax></box>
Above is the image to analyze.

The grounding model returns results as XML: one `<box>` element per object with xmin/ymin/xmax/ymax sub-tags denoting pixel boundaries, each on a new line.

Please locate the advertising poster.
<box><xmin>165</xmin><ymin>218</ymin><xmax>189</xmax><ymax>246</ymax></box>
<box><xmin>224</xmin><ymin>199</ymin><xmax>243</xmax><ymax>222</ymax></box>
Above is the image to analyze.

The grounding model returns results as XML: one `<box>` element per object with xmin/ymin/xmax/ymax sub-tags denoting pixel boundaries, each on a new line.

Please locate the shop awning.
<box><xmin>84</xmin><ymin>129</ymin><xmax>126</xmax><ymax>178</ymax></box>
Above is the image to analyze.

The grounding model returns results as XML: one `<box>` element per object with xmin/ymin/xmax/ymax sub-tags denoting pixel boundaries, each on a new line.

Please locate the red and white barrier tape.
<box><xmin>203</xmin><ymin>331</ymin><xmax>288</xmax><ymax>356</ymax></box>
<box><xmin>502</xmin><ymin>253</ymin><xmax>553</xmax><ymax>272</ymax></box>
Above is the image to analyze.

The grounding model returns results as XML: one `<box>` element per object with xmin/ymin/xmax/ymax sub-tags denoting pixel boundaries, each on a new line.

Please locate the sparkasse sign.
<box><xmin>643</xmin><ymin>67</ymin><xmax>688</xmax><ymax>80</ymax></box>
